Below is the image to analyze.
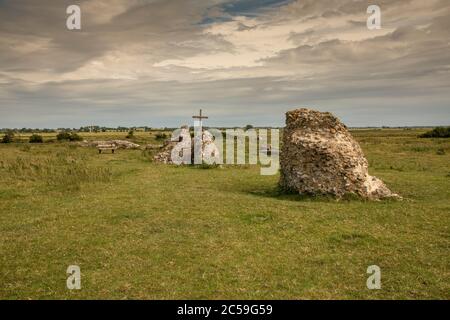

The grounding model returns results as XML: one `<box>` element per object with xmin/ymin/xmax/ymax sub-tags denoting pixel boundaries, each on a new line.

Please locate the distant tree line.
<box><xmin>0</xmin><ymin>130</ymin><xmax>84</xmax><ymax>144</ymax></box>
<box><xmin>0</xmin><ymin>128</ymin><xmax>57</xmax><ymax>133</ymax></box>
<box><xmin>0</xmin><ymin>126</ymin><xmax>159</xmax><ymax>134</ymax></box>
<box><xmin>0</xmin><ymin>125</ymin><xmax>286</xmax><ymax>134</ymax></box>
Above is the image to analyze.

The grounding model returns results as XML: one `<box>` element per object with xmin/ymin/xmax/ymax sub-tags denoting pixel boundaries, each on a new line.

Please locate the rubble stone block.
<box><xmin>279</xmin><ymin>108</ymin><xmax>400</xmax><ymax>200</ymax></box>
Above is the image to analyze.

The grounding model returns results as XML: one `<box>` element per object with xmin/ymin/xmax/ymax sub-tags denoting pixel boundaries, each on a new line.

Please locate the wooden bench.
<box><xmin>97</xmin><ymin>144</ymin><xmax>117</xmax><ymax>154</ymax></box>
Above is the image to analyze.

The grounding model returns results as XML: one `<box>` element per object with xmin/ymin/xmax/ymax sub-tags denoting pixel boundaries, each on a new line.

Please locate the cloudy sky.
<box><xmin>0</xmin><ymin>0</ymin><xmax>449</xmax><ymax>128</ymax></box>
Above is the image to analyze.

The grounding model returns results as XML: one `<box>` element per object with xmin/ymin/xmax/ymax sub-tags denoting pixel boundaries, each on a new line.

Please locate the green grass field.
<box><xmin>0</xmin><ymin>129</ymin><xmax>449</xmax><ymax>299</ymax></box>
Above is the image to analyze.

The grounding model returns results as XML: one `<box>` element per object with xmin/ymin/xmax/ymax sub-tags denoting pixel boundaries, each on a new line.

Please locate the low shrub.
<box><xmin>1</xmin><ymin>132</ymin><xmax>15</xmax><ymax>143</ymax></box>
<box><xmin>56</xmin><ymin>132</ymin><xmax>71</xmax><ymax>141</ymax></box>
<box><xmin>57</xmin><ymin>132</ymin><xmax>83</xmax><ymax>141</ymax></box>
<box><xmin>69</xmin><ymin>133</ymin><xmax>82</xmax><ymax>141</ymax></box>
<box><xmin>155</xmin><ymin>133</ymin><xmax>168</xmax><ymax>140</ymax></box>
<box><xmin>29</xmin><ymin>134</ymin><xmax>44</xmax><ymax>143</ymax></box>
<box><xmin>419</xmin><ymin>127</ymin><xmax>450</xmax><ymax>138</ymax></box>
<box><xmin>126</xmin><ymin>130</ymin><xmax>134</xmax><ymax>139</ymax></box>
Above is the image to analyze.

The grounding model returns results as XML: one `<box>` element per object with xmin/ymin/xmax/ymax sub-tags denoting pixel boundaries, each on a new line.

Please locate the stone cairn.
<box><xmin>153</xmin><ymin>125</ymin><xmax>191</xmax><ymax>164</ymax></box>
<box><xmin>193</xmin><ymin>130</ymin><xmax>220</xmax><ymax>164</ymax></box>
<box><xmin>153</xmin><ymin>125</ymin><xmax>220</xmax><ymax>164</ymax></box>
<box><xmin>279</xmin><ymin>108</ymin><xmax>399</xmax><ymax>200</ymax></box>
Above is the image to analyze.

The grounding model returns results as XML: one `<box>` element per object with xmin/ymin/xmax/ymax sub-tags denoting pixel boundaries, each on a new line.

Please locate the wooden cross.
<box><xmin>192</xmin><ymin>109</ymin><xmax>208</xmax><ymax>127</ymax></box>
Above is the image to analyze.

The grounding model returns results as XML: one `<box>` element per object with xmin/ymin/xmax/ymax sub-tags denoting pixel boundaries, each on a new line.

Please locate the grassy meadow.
<box><xmin>0</xmin><ymin>129</ymin><xmax>449</xmax><ymax>299</ymax></box>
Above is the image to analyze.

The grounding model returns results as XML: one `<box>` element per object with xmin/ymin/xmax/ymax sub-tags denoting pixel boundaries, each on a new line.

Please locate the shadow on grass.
<box><xmin>188</xmin><ymin>163</ymin><xmax>222</xmax><ymax>170</ymax></box>
<box><xmin>245</xmin><ymin>186</ymin><xmax>375</xmax><ymax>203</ymax></box>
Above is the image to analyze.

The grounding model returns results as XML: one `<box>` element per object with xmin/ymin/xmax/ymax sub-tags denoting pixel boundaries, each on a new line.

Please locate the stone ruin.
<box><xmin>153</xmin><ymin>125</ymin><xmax>191</xmax><ymax>164</ymax></box>
<box><xmin>79</xmin><ymin>139</ymin><xmax>140</xmax><ymax>149</ymax></box>
<box><xmin>153</xmin><ymin>125</ymin><xmax>220</xmax><ymax>164</ymax></box>
<box><xmin>279</xmin><ymin>108</ymin><xmax>400</xmax><ymax>200</ymax></box>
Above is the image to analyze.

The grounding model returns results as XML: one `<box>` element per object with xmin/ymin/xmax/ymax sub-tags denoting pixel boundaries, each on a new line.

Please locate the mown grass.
<box><xmin>0</xmin><ymin>129</ymin><xmax>449</xmax><ymax>299</ymax></box>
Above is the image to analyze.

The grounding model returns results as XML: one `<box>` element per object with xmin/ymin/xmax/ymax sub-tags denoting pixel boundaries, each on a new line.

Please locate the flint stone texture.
<box><xmin>79</xmin><ymin>140</ymin><xmax>140</xmax><ymax>149</ymax></box>
<box><xmin>153</xmin><ymin>126</ymin><xmax>191</xmax><ymax>164</ymax></box>
<box><xmin>193</xmin><ymin>130</ymin><xmax>221</xmax><ymax>164</ymax></box>
<box><xmin>279</xmin><ymin>108</ymin><xmax>399</xmax><ymax>200</ymax></box>
<box><xmin>153</xmin><ymin>126</ymin><xmax>220</xmax><ymax>164</ymax></box>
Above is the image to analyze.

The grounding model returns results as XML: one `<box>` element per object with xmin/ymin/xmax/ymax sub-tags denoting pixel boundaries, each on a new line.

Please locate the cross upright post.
<box><xmin>192</xmin><ymin>109</ymin><xmax>208</xmax><ymax>129</ymax></box>
<box><xmin>192</xmin><ymin>109</ymin><xmax>209</xmax><ymax>164</ymax></box>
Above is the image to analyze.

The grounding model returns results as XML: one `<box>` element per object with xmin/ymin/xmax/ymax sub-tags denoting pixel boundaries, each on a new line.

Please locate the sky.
<box><xmin>0</xmin><ymin>0</ymin><xmax>449</xmax><ymax>128</ymax></box>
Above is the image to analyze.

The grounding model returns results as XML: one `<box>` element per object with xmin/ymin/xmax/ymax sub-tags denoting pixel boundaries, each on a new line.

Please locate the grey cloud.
<box><xmin>0</xmin><ymin>0</ymin><xmax>449</xmax><ymax>128</ymax></box>
<box><xmin>265</xmin><ymin>13</ymin><xmax>450</xmax><ymax>79</ymax></box>
<box><xmin>0</xmin><ymin>0</ymin><xmax>231</xmax><ymax>73</ymax></box>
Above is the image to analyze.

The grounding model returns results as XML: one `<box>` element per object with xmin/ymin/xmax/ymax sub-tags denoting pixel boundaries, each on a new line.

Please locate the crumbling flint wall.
<box><xmin>153</xmin><ymin>126</ymin><xmax>191</xmax><ymax>164</ymax></box>
<box><xmin>79</xmin><ymin>140</ymin><xmax>140</xmax><ymax>149</ymax></box>
<box><xmin>279</xmin><ymin>108</ymin><xmax>400</xmax><ymax>200</ymax></box>
<box><xmin>154</xmin><ymin>126</ymin><xmax>220</xmax><ymax>164</ymax></box>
